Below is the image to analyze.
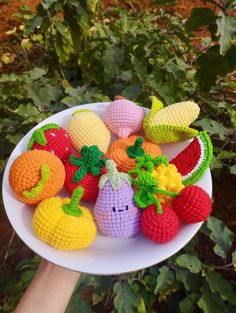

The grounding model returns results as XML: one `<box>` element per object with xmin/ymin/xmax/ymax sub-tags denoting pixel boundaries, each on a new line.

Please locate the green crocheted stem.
<box><xmin>23</xmin><ymin>163</ymin><xmax>51</xmax><ymax>199</ymax></box>
<box><xmin>62</xmin><ymin>186</ymin><xmax>83</xmax><ymax>217</ymax></box>
<box><xmin>99</xmin><ymin>160</ymin><xmax>131</xmax><ymax>190</ymax></box>
<box><xmin>70</xmin><ymin>145</ymin><xmax>107</xmax><ymax>183</ymax></box>
<box><xmin>72</xmin><ymin>109</ymin><xmax>91</xmax><ymax>116</ymax></box>
<box><xmin>126</xmin><ymin>137</ymin><xmax>145</xmax><ymax>159</ymax></box>
<box><xmin>156</xmin><ymin>188</ymin><xmax>179</xmax><ymax>198</ymax></box>
<box><xmin>153</xmin><ymin>155</ymin><xmax>169</xmax><ymax>167</ymax></box>
<box><xmin>28</xmin><ymin>124</ymin><xmax>60</xmax><ymax>150</ymax></box>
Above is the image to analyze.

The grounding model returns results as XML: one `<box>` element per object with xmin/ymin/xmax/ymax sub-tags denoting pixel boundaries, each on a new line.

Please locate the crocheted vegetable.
<box><xmin>104</xmin><ymin>97</ymin><xmax>145</xmax><ymax>137</ymax></box>
<box><xmin>143</xmin><ymin>96</ymin><xmax>199</xmax><ymax>144</ymax></box>
<box><xmin>64</xmin><ymin>145</ymin><xmax>107</xmax><ymax>201</ymax></box>
<box><xmin>141</xmin><ymin>203</ymin><xmax>179</xmax><ymax>243</ymax></box>
<box><xmin>130</xmin><ymin>155</ymin><xmax>183</xmax><ymax>206</ymax></box>
<box><xmin>9</xmin><ymin>150</ymin><xmax>65</xmax><ymax>205</ymax></box>
<box><xmin>33</xmin><ymin>187</ymin><xmax>97</xmax><ymax>250</ymax></box>
<box><xmin>67</xmin><ymin>109</ymin><xmax>111</xmax><ymax>153</ymax></box>
<box><xmin>173</xmin><ymin>185</ymin><xmax>212</xmax><ymax>223</ymax></box>
<box><xmin>170</xmin><ymin>131</ymin><xmax>213</xmax><ymax>185</ymax></box>
<box><xmin>108</xmin><ymin>135</ymin><xmax>161</xmax><ymax>173</ymax></box>
<box><xmin>94</xmin><ymin>160</ymin><xmax>140</xmax><ymax>238</ymax></box>
<box><xmin>28</xmin><ymin>124</ymin><xmax>72</xmax><ymax>162</ymax></box>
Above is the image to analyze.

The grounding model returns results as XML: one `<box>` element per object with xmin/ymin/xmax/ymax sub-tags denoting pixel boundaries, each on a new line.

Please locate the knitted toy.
<box><xmin>9</xmin><ymin>150</ymin><xmax>65</xmax><ymax>205</ymax></box>
<box><xmin>94</xmin><ymin>160</ymin><xmax>140</xmax><ymax>238</ymax></box>
<box><xmin>67</xmin><ymin>109</ymin><xmax>111</xmax><ymax>153</ymax></box>
<box><xmin>141</xmin><ymin>202</ymin><xmax>179</xmax><ymax>243</ymax></box>
<box><xmin>33</xmin><ymin>187</ymin><xmax>97</xmax><ymax>250</ymax></box>
<box><xmin>143</xmin><ymin>96</ymin><xmax>200</xmax><ymax>144</ymax></box>
<box><xmin>108</xmin><ymin>135</ymin><xmax>161</xmax><ymax>173</ymax></box>
<box><xmin>104</xmin><ymin>97</ymin><xmax>145</xmax><ymax>137</ymax></box>
<box><xmin>64</xmin><ymin>145</ymin><xmax>107</xmax><ymax>201</ymax></box>
<box><xmin>173</xmin><ymin>185</ymin><xmax>212</xmax><ymax>223</ymax></box>
<box><xmin>28</xmin><ymin>123</ymin><xmax>72</xmax><ymax>162</ymax></box>
<box><xmin>170</xmin><ymin>131</ymin><xmax>213</xmax><ymax>185</ymax></box>
<box><xmin>129</xmin><ymin>154</ymin><xmax>183</xmax><ymax>205</ymax></box>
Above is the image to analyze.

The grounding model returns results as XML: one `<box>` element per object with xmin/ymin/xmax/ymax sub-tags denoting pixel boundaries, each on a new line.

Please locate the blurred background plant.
<box><xmin>0</xmin><ymin>0</ymin><xmax>235</xmax><ymax>312</ymax></box>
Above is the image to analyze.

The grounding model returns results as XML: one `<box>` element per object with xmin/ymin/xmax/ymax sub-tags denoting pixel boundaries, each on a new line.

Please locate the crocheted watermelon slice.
<box><xmin>170</xmin><ymin>131</ymin><xmax>213</xmax><ymax>185</ymax></box>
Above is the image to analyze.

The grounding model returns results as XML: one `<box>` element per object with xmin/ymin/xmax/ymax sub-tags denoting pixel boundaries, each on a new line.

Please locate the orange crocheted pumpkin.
<box><xmin>108</xmin><ymin>135</ymin><xmax>161</xmax><ymax>173</ymax></box>
<box><xmin>9</xmin><ymin>150</ymin><xmax>65</xmax><ymax>205</ymax></box>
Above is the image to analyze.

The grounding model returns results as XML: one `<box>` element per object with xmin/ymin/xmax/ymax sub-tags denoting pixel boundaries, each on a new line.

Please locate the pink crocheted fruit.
<box><xmin>28</xmin><ymin>124</ymin><xmax>72</xmax><ymax>162</ymax></box>
<box><xmin>141</xmin><ymin>203</ymin><xmax>179</xmax><ymax>243</ymax></box>
<box><xmin>94</xmin><ymin>160</ymin><xmax>141</xmax><ymax>238</ymax></box>
<box><xmin>173</xmin><ymin>185</ymin><xmax>212</xmax><ymax>223</ymax></box>
<box><xmin>64</xmin><ymin>145</ymin><xmax>107</xmax><ymax>201</ymax></box>
<box><xmin>104</xmin><ymin>97</ymin><xmax>145</xmax><ymax>138</ymax></box>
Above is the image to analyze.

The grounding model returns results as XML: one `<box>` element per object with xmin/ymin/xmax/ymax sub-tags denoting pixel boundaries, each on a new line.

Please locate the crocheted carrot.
<box><xmin>33</xmin><ymin>187</ymin><xmax>97</xmax><ymax>250</ymax></box>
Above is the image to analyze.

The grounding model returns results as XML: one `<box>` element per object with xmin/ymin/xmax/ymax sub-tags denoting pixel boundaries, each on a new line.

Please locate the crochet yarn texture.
<box><xmin>28</xmin><ymin>123</ymin><xmax>72</xmax><ymax>162</ymax></box>
<box><xmin>173</xmin><ymin>185</ymin><xmax>212</xmax><ymax>223</ymax></box>
<box><xmin>33</xmin><ymin>187</ymin><xmax>97</xmax><ymax>250</ymax></box>
<box><xmin>170</xmin><ymin>131</ymin><xmax>213</xmax><ymax>185</ymax></box>
<box><xmin>104</xmin><ymin>97</ymin><xmax>145</xmax><ymax>137</ymax></box>
<box><xmin>9</xmin><ymin>150</ymin><xmax>65</xmax><ymax>205</ymax></box>
<box><xmin>64</xmin><ymin>145</ymin><xmax>107</xmax><ymax>201</ymax></box>
<box><xmin>108</xmin><ymin>135</ymin><xmax>161</xmax><ymax>173</ymax></box>
<box><xmin>94</xmin><ymin>160</ymin><xmax>141</xmax><ymax>238</ymax></box>
<box><xmin>67</xmin><ymin>109</ymin><xmax>111</xmax><ymax>153</ymax></box>
<box><xmin>143</xmin><ymin>96</ymin><xmax>199</xmax><ymax>144</ymax></box>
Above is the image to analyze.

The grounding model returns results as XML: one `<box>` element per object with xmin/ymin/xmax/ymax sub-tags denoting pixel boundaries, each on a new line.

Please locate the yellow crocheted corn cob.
<box><xmin>152</xmin><ymin>163</ymin><xmax>184</xmax><ymax>204</ymax></box>
<box><xmin>33</xmin><ymin>187</ymin><xmax>97</xmax><ymax>250</ymax></box>
<box><xmin>67</xmin><ymin>109</ymin><xmax>111</xmax><ymax>153</ymax></box>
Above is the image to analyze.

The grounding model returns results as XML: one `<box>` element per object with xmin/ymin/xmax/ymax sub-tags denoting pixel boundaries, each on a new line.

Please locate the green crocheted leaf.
<box><xmin>72</xmin><ymin>109</ymin><xmax>91</xmax><ymax>116</ymax></box>
<box><xmin>143</xmin><ymin>96</ymin><xmax>164</xmax><ymax>129</ymax></box>
<box><xmin>62</xmin><ymin>186</ymin><xmax>83</xmax><ymax>217</ymax></box>
<box><xmin>28</xmin><ymin>123</ymin><xmax>60</xmax><ymax>150</ymax></box>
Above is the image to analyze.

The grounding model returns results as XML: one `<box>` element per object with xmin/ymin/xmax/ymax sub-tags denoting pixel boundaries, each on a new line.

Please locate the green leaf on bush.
<box><xmin>185</xmin><ymin>8</ymin><xmax>216</xmax><ymax>32</ymax></box>
<box><xmin>102</xmin><ymin>46</ymin><xmax>124</xmax><ymax>83</ymax></box>
<box><xmin>206</xmin><ymin>216</ymin><xmax>234</xmax><ymax>258</ymax></box>
<box><xmin>206</xmin><ymin>271</ymin><xmax>236</xmax><ymax>304</ymax></box>
<box><xmin>29</xmin><ymin>67</ymin><xmax>47</xmax><ymax>80</ymax></box>
<box><xmin>179</xmin><ymin>294</ymin><xmax>199</xmax><ymax>313</ymax></box>
<box><xmin>175</xmin><ymin>268</ymin><xmax>201</xmax><ymax>292</ymax></box>
<box><xmin>217</xmin><ymin>12</ymin><xmax>236</xmax><ymax>55</ymax></box>
<box><xmin>230</xmin><ymin>165</ymin><xmax>236</xmax><ymax>175</ymax></box>
<box><xmin>154</xmin><ymin>266</ymin><xmax>175</xmax><ymax>295</ymax></box>
<box><xmin>176</xmin><ymin>254</ymin><xmax>202</xmax><ymax>273</ymax></box>
<box><xmin>232</xmin><ymin>250</ymin><xmax>236</xmax><ymax>267</ymax></box>
<box><xmin>217</xmin><ymin>150</ymin><xmax>236</xmax><ymax>160</ymax></box>
<box><xmin>194</xmin><ymin>118</ymin><xmax>232</xmax><ymax>140</ymax></box>
<box><xmin>113</xmin><ymin>281</ymin><xmax>140</xmax><ymax>313</ymax></box>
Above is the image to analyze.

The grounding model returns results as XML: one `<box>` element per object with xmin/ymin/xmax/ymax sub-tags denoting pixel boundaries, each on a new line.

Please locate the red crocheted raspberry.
<box><xmin>173</xmin><ymin>185</ymin><xmax>212</xmax><ymax>223</ymax></box>
<box><xmin>64</xmin><ymin>146</ymin><xmax>107</xmax><ymax>201</ymax></box>
<box><xmin>28</xmin><ymin>124</ymin><xmax>72</xmax><ymax>162</ymax></box>
<box><xmin>141</xmin><ymin>204</ymin><xmax>179</xmax><ymax>243</ymax></box>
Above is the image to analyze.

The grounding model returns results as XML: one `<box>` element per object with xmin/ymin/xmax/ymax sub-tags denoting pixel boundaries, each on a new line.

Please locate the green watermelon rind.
<box><xmin>181</xmin><ymin>131</ymin><xmax>213</xmax><ymax>186</ymax></box>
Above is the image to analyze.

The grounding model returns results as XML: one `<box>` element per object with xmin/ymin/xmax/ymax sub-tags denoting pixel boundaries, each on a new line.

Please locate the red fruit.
<box><xmin>28</xmin><ymin>124</ymin><xmax>72</xmax><ymax>162</ymax></box>
<box><xmin>173</xmin><ymin>185</ymin><xmax>212</xmax><ymax>223</ymax></box>
<box><xmin>64</xmin><ymin>146</ymin><xmax>107</xmax><ymax>201</ymax></box>
<box><xmin>141</xmin><ymin>204</ymin><xmax>179</xmax><ymax>243</ymax></box>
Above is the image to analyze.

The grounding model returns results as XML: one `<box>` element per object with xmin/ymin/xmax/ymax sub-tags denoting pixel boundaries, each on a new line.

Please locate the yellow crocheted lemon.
<box><xmin>143</xmin><ymin>96</ymin><xmax>199</xmax><ymax>144</ymax></box>
<box><xmin>33</xmin><ymin>187</ymin><xmax>97</xmax><ymax>250</ymax></box>
<box><xmin>67</xmin><ymin>109</ymin><xmax>111</xmax><ymax>153</ymax></box>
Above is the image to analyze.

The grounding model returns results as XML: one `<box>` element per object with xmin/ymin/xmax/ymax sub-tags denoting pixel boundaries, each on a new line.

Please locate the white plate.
<box><xmin>2</xmin><ymin>102</ymin><xmax>212</xmax><ymax>275</ymax></box>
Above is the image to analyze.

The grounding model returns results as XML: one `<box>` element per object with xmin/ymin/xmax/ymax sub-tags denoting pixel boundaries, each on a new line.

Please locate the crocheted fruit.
<box><xmin>108</xmin><ymin>135</ymin><xmax>161</xmax><ymax>173</ymax></box>
<box><xmin>94</xmin><ymin>160</ymin><xmax>140</xmax><ymax>238</ymax></box>
<box><xmin>33</xmin><ymin>187</ymin><xmax>97</xmax><ymax>250</ymax></box>
<box><xmin>28</xmin><ymin>123</ymin><xmax>72</xmax><ymax>162</ymax></box>
<box><xmin>67</xmin><ymin>109</ymin><xmax>111</xmax><ymax>153</ymax></box>
<box><xmin>141</xmin><ymin>202</ymin><xmax>179</xmax><ymax>243</ymax></box>
<box><xmin>104</xmin><ymin>97</ymin><xmax>145</xmax><ymax>137</ymax></box>
<box><xmin>9</xmin><ymin>150</ymin><xmax>65</xmax><ymax>205</ymax></box>
<box><xmin>143</xmin><ymin>96</ymin><xmax>199</xmax><ymax>144</ymax></box>
<box><xmin>173</xmin><ymin>185</ymin><xmax>212</xmax><ymax>223</ymax></box>
<box><xmin>64</xmin><ymin>145</ymin><xmax>107</xmax><ymax>201</ymax></box>
<box><xmin>170</xmin><ymin>131</ymin><xmax>213</xmax><ymax>186</ymax></box>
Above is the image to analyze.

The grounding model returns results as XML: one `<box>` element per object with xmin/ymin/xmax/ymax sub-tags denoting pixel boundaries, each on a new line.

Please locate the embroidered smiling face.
<box><xmin>94</xmin><ymin>161</ymin><xmax>141</xmax><ymax>238</ymax></box>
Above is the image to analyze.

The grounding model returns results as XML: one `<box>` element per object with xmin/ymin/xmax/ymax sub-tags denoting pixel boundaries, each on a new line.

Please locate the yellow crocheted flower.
<box><xmin>152</xmin><ymin>163</ymin><xmax>184</xmax><ymax>204</ymax></box>
<box><xmin>33</xmin><ymin>187</ymin><xmax>97</xmax><ymax>250</ymax></box>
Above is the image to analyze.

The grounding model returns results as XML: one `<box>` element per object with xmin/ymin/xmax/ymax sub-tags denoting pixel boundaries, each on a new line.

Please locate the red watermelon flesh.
<box><xmin>170</xmin><ymin>131</ymin><xmax>213</xmax><ymax>186</ymax></box>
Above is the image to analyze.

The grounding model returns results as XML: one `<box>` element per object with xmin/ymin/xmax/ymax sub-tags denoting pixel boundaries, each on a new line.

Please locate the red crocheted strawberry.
<box><xmin>173</xmin><ymin>185</ymin><xmax>212</xmax><ymax>223</ymax></box>
<box><xmin>141</xmin><ymin>203</ymin><xmax>179</xmax><ymax>243</ymax></box>
<box><xmin>65</xmin><ymin>145</ymin><xmax>107</xmax><ymax>201</ymax></box>
<box><xmin>28</xmin><ymin>123</ymin><xmax>72</xmax><ymax>162</ymax></box>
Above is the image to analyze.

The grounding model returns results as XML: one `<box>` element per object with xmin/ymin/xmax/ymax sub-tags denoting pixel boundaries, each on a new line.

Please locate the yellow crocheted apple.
<box><xmin>67</xmin><ymin>109</ymin><xmax>111</xmax><ymax>153</ymax></box>
<box><xmin>33</xmin><ymin>187</ymin><xmax>97</xmax><ymax>250</ymax></box>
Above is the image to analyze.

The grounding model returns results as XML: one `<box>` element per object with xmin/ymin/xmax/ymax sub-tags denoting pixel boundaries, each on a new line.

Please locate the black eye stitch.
<box><xmin>112</xmin><ymin>207</ymin><xmax>116</xmax><ymax>212</ymax></box>
<box><xmin>126</xmin><ymin>205</ymin><xmax>129</xmax><ymax>211</ymax></box>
